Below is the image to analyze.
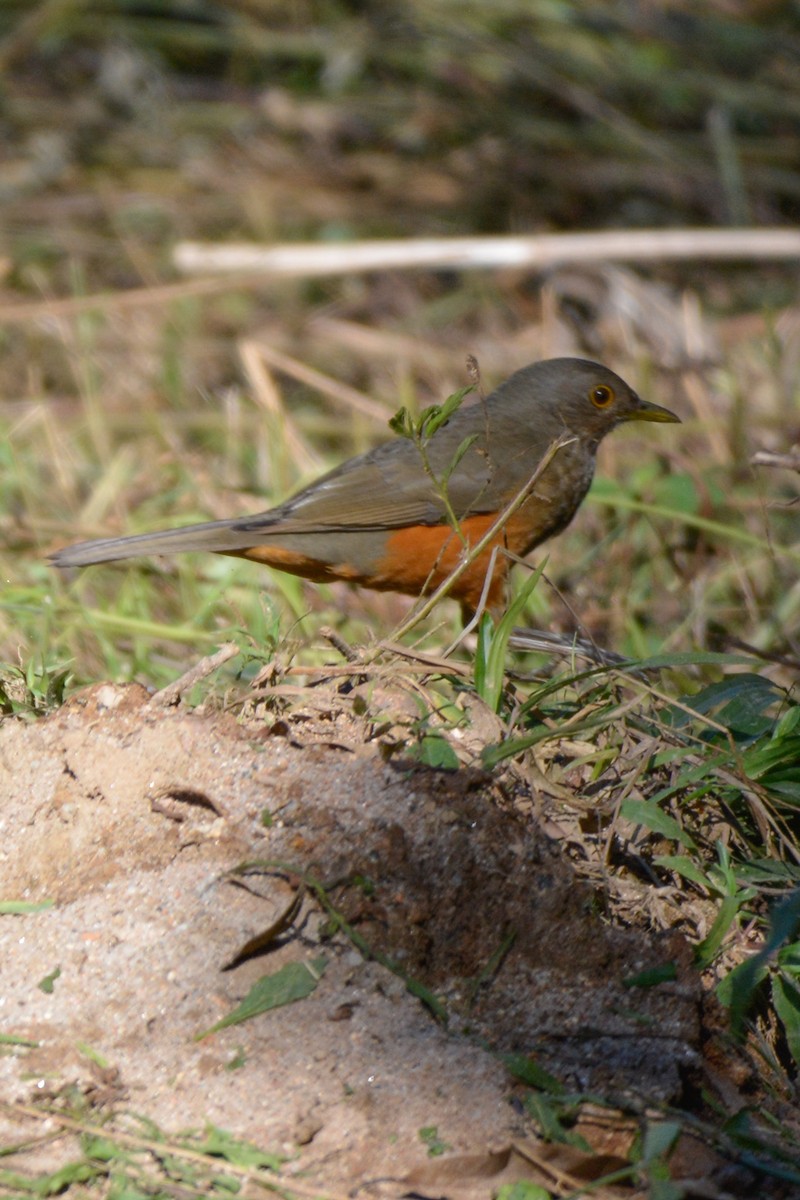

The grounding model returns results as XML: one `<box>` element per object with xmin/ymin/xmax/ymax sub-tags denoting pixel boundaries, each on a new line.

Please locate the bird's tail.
<box><xmin>50</xmin><ymin>516</ymin><xmax>266</xmax><ymax>569</ymax></box>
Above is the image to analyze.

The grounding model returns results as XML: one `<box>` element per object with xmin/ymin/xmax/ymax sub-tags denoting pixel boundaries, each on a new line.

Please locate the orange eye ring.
<box><xmin>590</xmin><ymin>384</ymin><xmax>615</xmax><ymax>408</ymax></box>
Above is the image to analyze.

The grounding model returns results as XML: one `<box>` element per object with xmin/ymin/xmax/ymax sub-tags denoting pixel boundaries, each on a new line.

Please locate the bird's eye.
<box><xmin>590</xmin><ymin>384</ymin><xmax>615</xmax><ymax>408</ymax></box>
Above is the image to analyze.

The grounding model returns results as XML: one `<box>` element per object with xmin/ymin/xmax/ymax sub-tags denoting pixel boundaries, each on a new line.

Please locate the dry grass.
<box><xmin>2</xmin><ymin>266</ymin><xmax>797</xmax><ymax>688</ymax></box>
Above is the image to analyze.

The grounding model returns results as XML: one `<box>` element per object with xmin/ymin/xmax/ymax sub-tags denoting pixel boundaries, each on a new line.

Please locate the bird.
<box><xmin>51</xmin><ymin>358</ymin><xmax>679</xmax><ymax>617</ymax></box>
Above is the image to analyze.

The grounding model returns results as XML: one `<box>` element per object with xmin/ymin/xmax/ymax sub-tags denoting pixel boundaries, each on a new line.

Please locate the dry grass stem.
<box><xmin>241</xmin><ymin>341</ymin><xmax>389</xmax><ymax>424</ymax></box>
<box><xmin>752</xmin><ymin>450</ymin><xmax>800</xmax><ymax>473</ymax></box>
<box><xmin>149</xmin><ymin>643</ymin><xmax>241</xmax><ymax>707</ymax></box>
<box><xmin>174</xmin><ymin>228</ymin><xmax>800</xmax><ymax>279</ymax></box>
<box><xmin>238</xmin><ymin>339</ymin><xmax>323</xmax><ymax>477</ymax></box>
<box><xmin>0</xmin><ymin>1100</ymin><xmax>350</xmax><ymax>1200</ymax></box>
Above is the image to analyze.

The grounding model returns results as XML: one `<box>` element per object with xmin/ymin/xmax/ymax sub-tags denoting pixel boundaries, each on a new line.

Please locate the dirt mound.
<box><xmin>0</xmin><ymin>684</ymin><xmax>712</xmax><ymax>1189</ymax></box>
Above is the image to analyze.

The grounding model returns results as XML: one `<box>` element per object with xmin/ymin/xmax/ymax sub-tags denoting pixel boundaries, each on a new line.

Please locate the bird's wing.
<box><xmin>240</xmin><ymin>431</ymin><xmax>505</xmax><ymax>533</ymax></box>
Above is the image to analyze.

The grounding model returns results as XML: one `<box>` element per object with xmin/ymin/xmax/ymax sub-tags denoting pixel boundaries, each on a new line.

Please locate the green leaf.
<box><xmin>81</xmin><ymin>1134</ymin><xmax>127</xmax><ymax>1163</ymax></box>
<box><xmin>401</xmin><ymin>973</ymin><xmax>449</xmax><ymax>1021</ymax></box>
<box><xmin>762</xmin><ymin>891</ymin><xmax>800</xmax><ymax>954</ymax></box>
<box><xmin>197</xmin><ymin>1124</ymin><xmax>284</xmax><ymax>1170</ymax></box>
<box><xmin>413</xmin><ymin>734</ymin><xmax>460</xmax><ymax>769</ymax></box>
<box><xmin>18</xmin><ymin>1160</ymin><xmax>105</xmax><ymax>1193</ymax></box>
<box><xmin>622</xmin><ymin>962</ymin><xmax>678</xmax><ymax>989</ymax></box>
<box><xmin>675</xmin><ymin>674</ymin><xmax>783</xmax><ymax>738</ymax></box>
<box><xmin>196</xmin><ymin>956</ymin><xmax>327</xmax><ymax>1038</ymax></box>
<box><xmin>777</xmin><ymin>942</ymin><xmax>800</xmax><ymax>974</ymax></box>
<box><xmin>419</xmin><ymin>385</ymin><xmax>472</xmax><ymax>438</ymax></box>
<box><xmin>620</xmin><ymin>799</ymin><xmax>697</xmax><ymax>850</ymax></box>
<box><xmin>38</xmin><ymin>965</ymin><xmax>61</xmax><ymax>994</ymax></box>
<box><xmin>743</xmin><ymin>735</ymin><xmax>800</xmax><ymax>780</ymax></box>
<box><xmin>225</xmin><ymin>1047</ymin><xmax>246</xmax><ymax>1071</ymax></box>
<box><xmin>647</xmin><ymin>1181</ymin><xmax>686</xmax><ymax>1200</ymax></box>
<box><xmin>76</xmin><ymin>1041</ymin><xmax>110</xmax><ymax>1068</ymax></box>
<box><xmin>722</xmin><ymin>890</ymin><xmax>800</xmax><ymax>1034</ymax></box>
<box><xmin>641</xmin><ymin>1119</ymin><xmax>682</xmax><ymax>1161</ymax></box>
<box><xmin>653</xmin><ymin>854</ymin><xmax>710</xmax><ymax>889</ymax></box>
<box><xmin>759</xmin><ymin>780</ymin><xmax>800</xmax><ymax>805</ymax></box>
<box><xmin>736</xmin><ymin>860</ymin><xmax>800</xmax><ymax>886</ymax></box>
<box><xmin>772</xmin><ymin>974</ymin><xmax>800</xmax><ymax>1068</ymax></box>
<box><xmin>694</xmin><ymin>894</ymin><xmax>740</xmax><ymax>969</ymax></box>
<box><xmin>774</xmin><ymin>704</ymin><xmax>800</xmax><ymax>739</ymax></box>
<box><xmin>418</xmin><ymin>1125</ymin><xmax>451</xmax><ymax>1157</ymax></box>
<box><xmin>524</xmin><ymin>1093</ymin><xmax>592</xmax><ymax>1151</ymax></box>
<box><xmin>473</xmin><ymin>612</ymin><xmax>492</xmax><ymax>699</ymax></box>
<box><xmin>0</xmin><ymin>899</ymin><xmax>55</xmax><ymax>915</ymax></box>
<box><xmin>475</xmin><ymin>564</ymin><xmax>545</xmax><ymax>712</ymax></box>
<box><xmin>388</xmin><ymin>406</ymin><xmax>414</xmax><ymax>438</ymax></box>
<box><xmin>496</xmin><ymin>1183</ymin><xmax>551</xmax><ymax>1200</ymax></box>
<box><xmin>0</xmin><ymin>1032</ymin><xmax>39</xmax><ymax>1047</ymax></box>
<box><xmin>440</xmin><ymin>433</ymin><xmax>479</xmax><ymax>484</ymax></box>
<box><xmin>482</xmin><ymin>710</ymin><xmax>616</xmax><ymax>769</ymax></box>
<box><xmin>502</xmin><ymin>1053</ymin><xmax>565</xmax><ymax>1093</ymax></box>
<box><xmin>717</xmin><ymin>955</ymin><xmax>769</xmax><ymax>1009</ymax></box>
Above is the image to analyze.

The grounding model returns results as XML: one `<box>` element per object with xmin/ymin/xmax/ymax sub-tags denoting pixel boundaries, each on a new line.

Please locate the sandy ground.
<box><xmin>0</xmin><ymin>683</ymin><xmax>779</xmax><ymax>1196</ymax></box>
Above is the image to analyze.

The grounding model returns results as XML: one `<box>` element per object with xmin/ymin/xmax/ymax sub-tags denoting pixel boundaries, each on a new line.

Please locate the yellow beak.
<box><xmin>626</xmin><ymin>398</ymin><xmax>681</xmax><ymax>424</ymax></box>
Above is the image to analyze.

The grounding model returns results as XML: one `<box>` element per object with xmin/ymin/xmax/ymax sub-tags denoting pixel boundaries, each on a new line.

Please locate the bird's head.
<box><xmin>500</xmin><ymin>358</ymin><xmax>680</xmax><ymax>446</ymax></box>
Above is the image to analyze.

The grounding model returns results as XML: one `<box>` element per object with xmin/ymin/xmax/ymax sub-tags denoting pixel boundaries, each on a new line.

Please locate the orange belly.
<box><xmin>233</xmin><ymin>514</ymin><xmax>518</xmax><ymax>612</ymax></box>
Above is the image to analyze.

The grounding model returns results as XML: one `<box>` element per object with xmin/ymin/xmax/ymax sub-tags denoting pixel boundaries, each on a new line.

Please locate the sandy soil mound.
<box><xmin>0</xmin><ymin>684</ymin><xmax>743</xmax><ymax>1193</ymax></box>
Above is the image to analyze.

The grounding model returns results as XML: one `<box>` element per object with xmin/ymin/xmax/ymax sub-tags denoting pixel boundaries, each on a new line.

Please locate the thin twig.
<box><xmin>752</xmin><ymin>449</ymin><xmax>800</xmax><ymax>474</ymax></box>
<box><xmin>318</xmin><ymin>626</ymin><xmax>359</xmax><ymax>662</ymax></box>
<box><xmin>149</xmin><ymin>643</ymin><xmax>240</xmax><ymax>706</ymax></box>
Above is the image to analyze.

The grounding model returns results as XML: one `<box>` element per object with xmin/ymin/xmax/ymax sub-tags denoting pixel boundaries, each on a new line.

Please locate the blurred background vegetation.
<box><xmin>3</xmin><ymin>0</ymin><xmax>800</xmax><ymax>239</ymax></box>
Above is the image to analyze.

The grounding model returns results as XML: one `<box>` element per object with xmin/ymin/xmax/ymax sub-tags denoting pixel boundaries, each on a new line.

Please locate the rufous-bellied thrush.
<box><xmin>51</xmin><ymin>358</ymin><xmax>680</xmax><ymax>616</ymax></box>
